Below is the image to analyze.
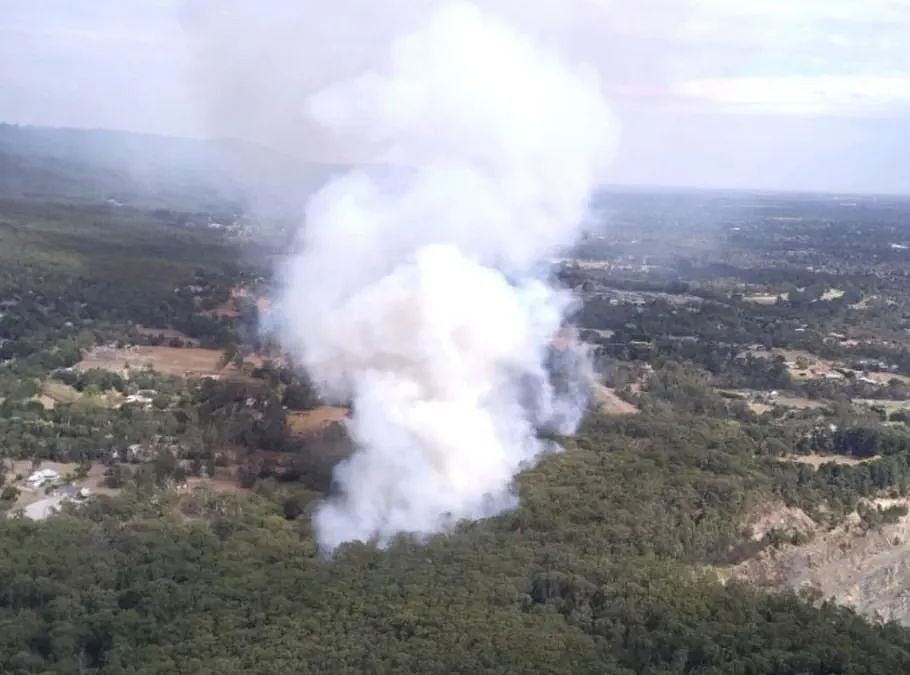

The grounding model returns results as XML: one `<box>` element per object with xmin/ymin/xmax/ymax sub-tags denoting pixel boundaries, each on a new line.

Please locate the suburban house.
<box><xmin>25</xmin><ymin>468</ymin><xmax>60</xmax><ymax>488</ymax></box>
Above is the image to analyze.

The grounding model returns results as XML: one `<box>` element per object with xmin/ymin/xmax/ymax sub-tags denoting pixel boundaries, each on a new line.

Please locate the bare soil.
<box><xmin>207</xmin><ymin>300</ymin><xmax>240</xmax><ymax>319</ymax></box>
<box><xmin>774</xmin><ymin>395</ymin><xmax>827</xmax><ymax>409</ymax></box>
<box><xmin>776</xmin><ymin>454</ymin><xmax>876</xmax><ymax>468</ymax></box>
<box><xmin>38</xmin><ymin>380</ymin><xmax>122</xmax><ymax>409</ymax></box>
<box><xmin>184</xmin><ymin>474</ymin><xmax>246</xmax><ymax>495</ymax></box>
<box><xmin>77</xmin><ymin>345</ymin><xmax>228</xmax><ymax>378</ymax></box>
<box><xmin>745</xmin><ymin>501</ymin><xmax>817</xmax><ymax>542</ymax></box>
<box><xmin>287</xmin><ymin>406</ymin><xmax>349</xmax><ymax>437</ymax></box>
<box><xmin>719</xmin><ymin>499</ymin><xmax>910</xmax><ymax>624</ymax></box>
<box><xmin>592</xmin><ymin>384</ymin><xmax>639</xmax><ymax>415</ymax></box>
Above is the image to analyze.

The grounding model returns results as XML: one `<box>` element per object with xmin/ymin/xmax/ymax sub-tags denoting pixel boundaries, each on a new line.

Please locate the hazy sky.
<box><xmin>2</xmin><ymin>0</ymin><xmax>910</xmax><ymax>193</ymax></box>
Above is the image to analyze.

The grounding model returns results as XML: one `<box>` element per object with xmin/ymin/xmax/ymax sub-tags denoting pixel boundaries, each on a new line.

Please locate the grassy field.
<box><xmin>77</xmin><ymin>345</ymin><xmax>227</xmax><ymax>378</ymax></box>
<box><xmin>287</xmin><ymin>406</ymin><xmax>348</xmax><ymax>437</ymax></box>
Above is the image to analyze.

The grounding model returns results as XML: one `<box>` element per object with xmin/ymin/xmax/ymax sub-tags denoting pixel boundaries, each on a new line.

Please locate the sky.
<box><xmin>2</xmin><ymin>0</ymin><xmax>909</xmax><ymax>193</ymax></box>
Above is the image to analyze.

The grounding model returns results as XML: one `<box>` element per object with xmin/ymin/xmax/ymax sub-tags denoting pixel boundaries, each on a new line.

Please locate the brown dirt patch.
<box><xmin>77</xmin><ymin>345</ymin><xmax>228</xmax><ymax>378</ymax></box>
<box><xmin>207</xmin><ymin>300</ymin><xmax>240</xmax><ymax>319</ymax></box>
<box><xmin>40</xmin><ymin>381</ymin><xmax>81</xmax><ymax>404</ymax></box>
<box><xmin>35</xmin><ymin>394</ymin><xmax>57</xmax><ymax>409</ymax></box>
<box><xmin>288</xmin><ymin>406</ymin><xmax>349</xmax><ymax>437</ymax></box>
<box><xmin>184</xmin><ymin>475</ymin><xmax>246</xmax><ymax>494</ymax></box>
<box><xmin>774</xmin><ymin>395</ymin><xmax>827</xmax><ymax>409</ymax></box>
<box><xmin>861</xmin><ymin>372</ymin><xmax>910</xmax><ymax>385</ymax></box>
<box><xmin>592</xmin><ymin>384</ymin><xmax>639</xmax><ymax>415</ymax></box>
<box><xmin>778</xmin><ymin>354</ymin><xmax>844</xmax><ymax>381</ymax></box>
<box><xmin>720</xmin><ymin>499</ymin><xmax>910</xmax><ymax>624</ymax></box>
<box><xmin>38</xmin><ymin>381</ymin><xmax>122</xmax><ymax>409</ymax></box>
<box><xmin>776</xmin><ymin>453</ymin><xmax>876</xmax><ymax>468</ymax></box>
<box><xmin>745</xmin><ymin>501</ymin><xmax>817</xmax><ymax>542</ymax></box>
<box><xmin>722</xmin><ymin>389</ymin><xmax>827</xmax><ymax>413</ymax></box>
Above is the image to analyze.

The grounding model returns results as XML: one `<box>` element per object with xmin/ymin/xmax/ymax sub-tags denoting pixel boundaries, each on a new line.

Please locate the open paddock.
<box><xmin>719</xmin><ymin>389</ymin><xmax>827</xmax><ymax>413</ymax></box>
<box><xmin>775</xmin><ymin>453</ymin><xmax>877</xmax><ymax>468</ymax></box>
<box><xmin>37</xmin><ymin>380</ymin><xmax>122</xmax><ymax>409</ymax></box>
<box><xmin>288</xmin><ymin>406</ymin><xmax>349</xmax><ymax>437</ymax></box>
<box><xmin>77</xmin><ymin>345</ymin><xmax>227</xmax><ymax>378</ymax></box>
<box><xmin>773</xmin><ymin>395</ymin><xmax>827</xmax><ymax>409</ymax></box>
<box><xmin>592</xmin><ymin>384</ymin><xmax>639</xmax><ymax>415</ymax></box>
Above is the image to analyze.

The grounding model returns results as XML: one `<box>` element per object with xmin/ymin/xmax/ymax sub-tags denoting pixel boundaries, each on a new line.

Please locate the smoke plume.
<box><xmin>277</xmin><ymin>1</ymin><xmax>615</xmax><ymax>551</ymax></box>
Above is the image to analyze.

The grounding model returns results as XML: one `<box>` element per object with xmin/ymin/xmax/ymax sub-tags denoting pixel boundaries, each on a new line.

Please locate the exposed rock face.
<box><xmin>746</xmin><ymin>502</ymin><xmax>817</xmax><ymax>543</ymax></box>
<box><xmin>721</xmin><ymin>499</ymin><xmax>910</xmax><ymax>624</ymax></box>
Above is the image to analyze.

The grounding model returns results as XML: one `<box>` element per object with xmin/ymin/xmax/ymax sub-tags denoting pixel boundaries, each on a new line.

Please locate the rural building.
<box><xmin>25</xmin><ymin>468</ymin><xmax>60</xmax><ymax>488</ymax></box>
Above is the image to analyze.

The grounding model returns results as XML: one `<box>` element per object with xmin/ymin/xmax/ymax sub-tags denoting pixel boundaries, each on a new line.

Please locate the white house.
<box><xmin>25</xmin><ymin>468</ymin><xmax>60</xmax><ymax>488</ymax></box>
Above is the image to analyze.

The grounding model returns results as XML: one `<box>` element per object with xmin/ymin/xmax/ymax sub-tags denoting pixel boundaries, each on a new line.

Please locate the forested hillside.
<box><xmin>4</xmin><ymin>412</ymin><xmax>910</xmax><ymax>674</ymax></box>
<box><xmin>0</xmin><ymin>124</ymin><xmax>342</xmax><ymax>213</ymax></box>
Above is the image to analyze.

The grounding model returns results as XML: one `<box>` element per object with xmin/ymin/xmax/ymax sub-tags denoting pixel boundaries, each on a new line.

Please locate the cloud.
<box><xmin>677</xmin><ymin>75</ymin><xmax>910</xmax><ymax>115</ymax></box>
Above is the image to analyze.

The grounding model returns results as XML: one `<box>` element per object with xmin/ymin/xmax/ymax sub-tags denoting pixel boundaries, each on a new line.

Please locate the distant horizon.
<box><xmin>5</xmin><ymin>118</ymin><xmax>909</xmax><ymax>201</ymax></box>
<box><xmin>4</xmin><ymin>1</ymin><xmax>910</xmax><ymax>196</ymax></box>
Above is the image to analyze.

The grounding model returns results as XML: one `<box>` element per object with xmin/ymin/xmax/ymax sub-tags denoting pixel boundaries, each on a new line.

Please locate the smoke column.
<box><xmin>277</xmin><ymin>1</ymin><xmax>615</xmax><ymax>551</ymax></box>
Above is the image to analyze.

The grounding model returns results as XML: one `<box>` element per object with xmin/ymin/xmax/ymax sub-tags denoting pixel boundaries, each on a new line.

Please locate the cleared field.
<box><xmin>9</xmin><ymin>459</ymin><xmax>80</xmax><ymax>480</ymax></box>
<box><xmin>776</xmin><ymin>453</ymin><xmax>875</xmax><ymax>468</ymax></box>
<box><xmin>208</xmin><ymin>299</ymin><xmax>240</xmax><ymax>319</ymax></box>
<box><xmin>854</xmin><ymin>399</ymin><xmax>910</xmax><ymax>415</ymax></box>
<box><xmin>592</xmin><ymin>384</ymin><xmax>639</xmax><ymax>415</ymax></box>
<box><xmin>747</xmin><ymin>397</ymin><xmax>826</xmax><ymax>414</ymax></box>
<box><xmin>768</xmin><ymin>348</ymin><xmax>809</xmax><ymax>360</ymax></box>
<box><xmin>135</xmin><ymin>325</ymin><xmax>199</xmax><ymax>344</ymax></box>
<box><xmin>769</xmin><ymin>348</ymin><xmax>844</xmax><ymax>381</ymax></box>
<box><xmin>721</xmin><ymin>389</ymin><xmax>827</xmax><ymax>413</ymax></box>
<box><xmin>184</xmin><ymin>470</ymin><xmax>246</xmax><ymax>495</ymax></box>
<box><xmin>743</xmin><ymin>293</ymin><xmax>787</xmax><ymax>305</ymax></box>
<box><xmin>37</xmin><ymin>380</ymin><xmax>122</xmax><ymax>408</ymax></box>
<box><xmin>288</xmin><ymin>406</ymin><xmax>349</xmax><ymax>437</ymax></box>
<box><xmin>77</xmin><ymin>345</ymin><xmax>226</xmax><ymax>378</ymax></box>
<box><xmin>42</xmin><ymin>380</ymin><xmax>81</xmax><ymax>402</ymax></box>
<box><xmin>858</xmin><ymin>372</ymin><xmax>910</xmax><ymax>385</ymax></box>
<box><xmin>762</xmin><ymin>348</ymin><xmax>907</xmax><ymax>385</ymax></box>
<box><xmin>775</xmin><ymin>395</ymin><xmax>827</xmax><ymax>409</ymax></box>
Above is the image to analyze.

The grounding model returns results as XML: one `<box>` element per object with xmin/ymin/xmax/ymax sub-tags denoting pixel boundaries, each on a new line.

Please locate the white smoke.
<box><xmin>276</xmin><ymin>1</ymin><xmax>615</xmax><ymax>551</ymax></box>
